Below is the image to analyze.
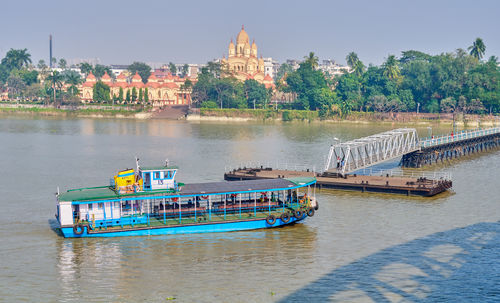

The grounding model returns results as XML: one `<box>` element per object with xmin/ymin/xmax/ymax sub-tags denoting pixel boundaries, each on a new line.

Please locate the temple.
<box><xmin>80</xmin><ymin>71</ymin><xmax>193</xmax><ymax>107</ymax></box>
<box><xmin>221</xmin><ymin>26</ymin><xmax>274</xmax><ymax>89</ymax></box>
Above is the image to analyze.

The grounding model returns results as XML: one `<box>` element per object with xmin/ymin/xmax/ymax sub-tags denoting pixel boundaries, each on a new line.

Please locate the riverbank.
<box><xmin>0</xmin><ymin>103</ymin><xmax>152</xmax><ymax>119</ymax></box>
<box><xmin>1</xmin><ymin>103</ymin><xmax>499</xmax><ymax>126</ymax></box>
<box><xmin>187</xmin><ymin>108</ymin><xmax>500</xmax><ymax>127</ymax></box>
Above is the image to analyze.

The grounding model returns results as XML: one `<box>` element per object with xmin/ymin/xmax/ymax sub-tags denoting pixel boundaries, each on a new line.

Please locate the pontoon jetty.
<box><xmin>56</xmin><ymin>160</ymin><xmax>318</xmax><ymax>238</ymax></box>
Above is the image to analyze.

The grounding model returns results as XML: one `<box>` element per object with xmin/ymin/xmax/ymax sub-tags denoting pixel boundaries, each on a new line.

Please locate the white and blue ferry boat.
<box><xmin>55</xmin><ymin>160</ymin><xmax>318</xmax><ymax>238</ymax></box>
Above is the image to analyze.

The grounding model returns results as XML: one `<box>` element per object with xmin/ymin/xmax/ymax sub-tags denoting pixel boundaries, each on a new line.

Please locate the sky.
<box><xmin>1</xmin><ymin>0</ymin><xmax>499</xmax><ymax>67</ymax></box>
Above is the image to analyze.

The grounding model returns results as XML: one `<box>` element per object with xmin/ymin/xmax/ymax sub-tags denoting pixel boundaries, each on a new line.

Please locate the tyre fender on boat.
<box><xmin>310</xmin><ymin>197</ymin><xmax>318</xmax><ymax>210</ymax></box>
<box><xmin>266</xmin><ymin>214</ymin><xmax>276</xmax><ymax>225</ymax></box>
<box><xmin>307</xmin><ymin>207</ymin><xmax>315</xmax><ymax>217</ymax></box>
<box><xmin>280</xmin><ymin>212</ymin><xmax>291</xmax><ymax>223</ymax></box>
<box><xmin>73</xmin><ymin>224</ymin><xmax>85</xmax><ymax>235</ymax></box>
<box><xmin>294</xmin><ymin>210</ymin><xmax>303</xmax><ymax>219</ymax></box>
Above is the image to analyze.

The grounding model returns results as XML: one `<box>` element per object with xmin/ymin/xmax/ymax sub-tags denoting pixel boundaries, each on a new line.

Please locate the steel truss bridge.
<box><xmin>324</xmin><ymin>128</ymin><xmax>419</xmax><ymax>174</ymax></box>
<box><xmin>324</xmin><ymin>127</ymin><xmax>500</xmax><ymax>174</ymax></box>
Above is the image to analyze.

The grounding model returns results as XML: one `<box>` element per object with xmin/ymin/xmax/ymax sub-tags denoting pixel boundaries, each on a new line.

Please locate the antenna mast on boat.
<box><xmin>165</xmin><ymin>158</ymin><xmax>169</xmax><ymax>167</ymax></box>
<box><xmin>135</xmin><ymin>156</ymin><xmax>140</xmax><ymax>171</ymax></box>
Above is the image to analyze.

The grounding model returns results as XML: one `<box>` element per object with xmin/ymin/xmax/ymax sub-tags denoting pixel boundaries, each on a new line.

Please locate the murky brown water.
<box><xmin>1</xmin><ymin>116</ymin><xmax>499</xmax><ymax>302</ymax></box>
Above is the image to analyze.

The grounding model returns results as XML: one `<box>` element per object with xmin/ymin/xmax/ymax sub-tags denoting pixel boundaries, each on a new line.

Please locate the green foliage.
<box><xmin>1</xmin><ymin>48</ymin><xmax>31</xmax><ymax>70</ymax></box>
<box><xmin>334</xmin><ymin>41</ymin><xmax>500</xmax><ymax>114</ymax></box>
<box><xmin>128</xmin><ymin>62</ymin><xmax>151</xmax><ymax>84</ymax></box>
<box><xmin>276</xmin><ymin>63</ymin><xmax>293</xmax><ymax>81</ymax></box>
<box><xmin>131</xmin><ymin>87</ymin><xmax>137</xmax><ymax>102</ymax></box>
<box><xmin>144</xmin><ymin>88</ymin><xmax>149</xmax><ymax>103</ymax></box>
<box><xmin>126</xmin><ymin>90</ymin><xmax>131</xmax><ymax>102</ymax></box>
<box><xmin>80</xmin><ymin>62</ymin><xmax>93</xmax><ymax>75</ymax></box>
<box><xmin>138</xmin><ymin>88</ymin><xmax>143</xmax><ymax>102</ymax></box>
<box><xmin>468</xmin><ymin>38</ymin><xmax>486</xmax><ymax>60</ymax></box>
<box><xmin>286</xmin><ymin>61</ymin><xmax>337</xmax><ymax>110</ymax></box>
<box><xmin>244</xmin><ymin>79</ymin><xmax>269</xmax><ymax>108</ymax></box>
<box><xmin>200</xmin><ymin>100</ymin><xmax>218</xmax><ymax>108</ymax></box>
<box><xmin>118</xmin><ymin>87</ymin><xmax>124</xmax><ymax>102</ymax></box>
<box><xmin>168</xmin><ymin>62</ymin><xmax>177</xmax><ymax>75</ymax></box>
<box><xmin>93</xmin><ymin>81</ymin><xmax>111</xmax><ymax>103</ymax></box>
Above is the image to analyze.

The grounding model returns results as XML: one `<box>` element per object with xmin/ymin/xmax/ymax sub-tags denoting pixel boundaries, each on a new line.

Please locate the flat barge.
<box><xmin>224</xmin><ymin>167</ymin><xmax>452</xmax><ymax>197</ymax></box>
<box><xmin>56</xmin><ymin>161</ymin><xmax>318</xmax><ymax>238</ymax></box>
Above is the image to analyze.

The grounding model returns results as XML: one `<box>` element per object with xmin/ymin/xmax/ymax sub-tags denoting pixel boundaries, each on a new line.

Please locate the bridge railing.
<box><xmin>355</xmin><ymin>167</ymin><xmax>452</xmax><ymax>182</ymax></box>
<box><xmin>420</xmin><ymin>127</ymin><xmax>500</xmax><ymax>148</ymax></box>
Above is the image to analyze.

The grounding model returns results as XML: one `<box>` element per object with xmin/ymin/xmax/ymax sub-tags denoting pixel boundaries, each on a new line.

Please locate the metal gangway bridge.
<box><xmin>324</xmin><ymin>127</ymin><xmax>500</xmax><ymax>174</ymax></box>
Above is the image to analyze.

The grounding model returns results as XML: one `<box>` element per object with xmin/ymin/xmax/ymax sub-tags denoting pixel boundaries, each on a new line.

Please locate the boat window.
<box><xmin>155</xmin><ymin>172</ymin><xmax>160</xmax><ymax>179</ymax></box>
<box><xmin>98</xmin><ymin>203</ymin><xmax>104</xmax><ymax>209</ymax></box>
<box><xmin>114</xmin><ymin>202</ymin><xmax>120</xmax><ymax>208</ymax></box>
<box><xmin>166</xmin><ymin>171</ymin><xmax>170</xmax><ymax>179</ymax></box>
<box><xmin>88</xmin><ymin>204</ymin><xmax>93</xmax><ymax>210</ymax></box>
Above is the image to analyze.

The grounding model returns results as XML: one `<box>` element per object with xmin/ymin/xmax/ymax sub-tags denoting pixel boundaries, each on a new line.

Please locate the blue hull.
<box><xmin>60</xmin><ymin>216</ymin><xmax>306</xmax><ymax>238</ymax></box>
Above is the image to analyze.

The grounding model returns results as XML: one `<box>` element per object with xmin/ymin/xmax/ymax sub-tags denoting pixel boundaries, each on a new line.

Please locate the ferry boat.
<box><xmin>55</xmin><ymin>160</ymin><xmax>318</xmax><ymax>238</ymax></box>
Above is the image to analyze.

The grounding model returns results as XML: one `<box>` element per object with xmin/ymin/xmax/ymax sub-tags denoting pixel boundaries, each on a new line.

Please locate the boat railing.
<box><xmin>225</xmin><ymin>161</ymin><xmax>316</xmax><ymax>174</ymax></box>
<box><xmin>354</xmin><ymin>167</ymin><xmax>452</xmax><ymax>182</ymax></box>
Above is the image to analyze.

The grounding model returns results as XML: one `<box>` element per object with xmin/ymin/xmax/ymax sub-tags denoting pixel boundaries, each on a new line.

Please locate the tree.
<box><xmin>276</xmin><ymin>63</ymin><xmax>294</xmax><ymax>81</ymax></box>
<box><xmin>7</xmin><ymin>75</ymin><xmax>26</xmax><ymax>98</ymax></box>
<box><xmin>181</xmin><ymin>64</ymin><xmax>189</xmax><ymax>77</ymax></box>
<box><xmin>1</xmin><ymin>48</ymin><xmax>32</xmax><ymax>70</ymax></box>
<box><xmin>93</xmin><ymin>64</ymin><xmax>112</xmax><ymax>79</ymax></box>
<box><xmin>79</xmin><ymin>62</ymin><xmax>93</xmax><ymax>76</ymax></box>
<box><xmin>346</xmin><ymin>52</ymin><xmax>359</xmax><ymax>69</ymax></box>
<box><xmin>304</xmin><ymin>52</ymin><xmax>319</xmax><ymax>69</ymax></box>
<box><xmin>353</xmin><ymin>60</ymin><xmax>366</xmax><ymax>77</ymax></box>
<box><xmin>144</xmin><ymin>88</ymin><xmax>149</xmax><ymax>103</ymax></box>
<box><xmin>62</xmin><ymin>70</ymin><xmax>82</xmax><ymax>96</ymax></box>
<box><xmin>131</xmin><ymin>87</ymin><xmax>137</xmax><ymax>102</ymax></box>
<box><xmin>118</xmin><ymin>87</ymin><xmax>124</xmax><ymax>102</ymax></box>
<box><xmin>58</xmin><ymin>58</ymin><xmax>67</xmax><ymax>69</ymax></box>
<box><xmin>138</xmin><ymin>88</ymin><xmax>143</xmax><ymax>103</ymax></box>
<box><xmin>399</xmin><ymin>50</ymin><xmax>431</xmax><ymax>64</ymax></box>
<box><xmin>244</xmin><ymin>79</ymin><xmax>269</xmax><ymax>109</ymax></box>
<box><xmin>168</xmin><ymin>62</ymin><xmax>177</xmax><ymax>75</ymax></box>
<box><xmin>128</xmin><ymin>62</ymin><xmax>151</xmax><ymax>84</ymax></box>
<box><xmin>46</xmin><ymin>71</ymin><xmax>64</xmax><ymax>104</ymax></box>
<box><xmin>92</xmin><ymin>81</ymin><xmax>111</xmax><ymax>103</ymax></box>
<box><xmin>51</xmin><ymin>57</ymin><xmax>57</xmax><ymax>67</ymax></box>
<box><xmin>126</xmin><ymin>89</ymin><xmax>131</xmax><ymax>103</ymax></box>
<box><xmin>468</xmin><ymin>38</ymin><xmax>486</xmax><ymax>60</ymax></box>
<box><xmin>25</xmin><ymin>83</ymin><xmax>46</xmax><ymax>101</ymax></box>
<box><xmin>382</xmin><ymin>55</ymin><xmax>402</xmax><ymax>82</ymax></box>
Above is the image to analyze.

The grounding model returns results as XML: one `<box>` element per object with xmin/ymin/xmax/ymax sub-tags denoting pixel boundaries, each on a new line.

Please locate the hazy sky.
<box><xmin>1</xmin><ymin>0</ymin><xmax>499</xmax><ymax>67</ymax></box>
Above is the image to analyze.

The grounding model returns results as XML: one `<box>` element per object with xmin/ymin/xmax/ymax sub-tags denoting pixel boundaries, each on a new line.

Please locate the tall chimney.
<box><xmin>49</xmin><ymin>35</ymin><xmax>53</xmax><ymax>68</ymax></box>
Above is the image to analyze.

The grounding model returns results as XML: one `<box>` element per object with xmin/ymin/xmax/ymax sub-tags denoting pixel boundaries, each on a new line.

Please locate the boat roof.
<box><xmin>140</xmin><ymin>166</ymin><xmax>179</xmax><ymax>171</ymax></box>
<box><xmin>58</xmin><ymin>177</ymin><xmax>315</xmax><ymax>203</ymax></box>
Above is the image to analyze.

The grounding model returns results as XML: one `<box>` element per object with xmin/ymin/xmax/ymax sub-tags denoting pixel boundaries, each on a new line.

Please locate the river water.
<box><xmin>0</xmin><ymin>116</ymin><xmax>498</xmax><ymax>302</ymax></box>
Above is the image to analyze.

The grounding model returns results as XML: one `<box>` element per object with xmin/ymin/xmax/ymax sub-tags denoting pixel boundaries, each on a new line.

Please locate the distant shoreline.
<box><xmin>1</xmin><ymin>103</ymin><xmax>499</xmax><ymax>127</ymax></box>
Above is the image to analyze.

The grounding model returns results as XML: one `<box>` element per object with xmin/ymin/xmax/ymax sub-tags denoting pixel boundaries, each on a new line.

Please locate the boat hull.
<box><xmin>60</xmin><ymin>215</ymin><xmax>306</xmax><ymax>238</ymax></box>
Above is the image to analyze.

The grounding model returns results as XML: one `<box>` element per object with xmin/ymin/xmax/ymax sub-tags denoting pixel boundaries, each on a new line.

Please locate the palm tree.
<box><xmin>46</xmin><ymin>71</ymin><xmax>64</xmax><ymax>105</ymax></box>
<box><xmin>1</xmin><ymin>48</ymin><xmax>32</xmax><ymax>70</ymax></box>
<box><xmin>346</xmin><ymin>52</ymin><xmax>359</xmax><ymax>69</ymax></box>
<box><xmin>468</xmin><ymin>38</ymin><xmax>486</xmax><ymax>60</ymax></box>
<box><xmin>304</xmin><ymin>52</ymin><xmax>319</xmax><ymax>69</ymax></box>
<box><xmin>63</xmin><ymin>71</ymin><xmax>82</xmax><ymax>96</ymax></box>
<box><xmin>353</xmin><ymin>60</ymin><xmax>365</xmax><ymax>77</ymax></box>
<box><xmin>382</xmin><ymin>55</ymin><xmax>401</xmax><ymax>81</ymax></box>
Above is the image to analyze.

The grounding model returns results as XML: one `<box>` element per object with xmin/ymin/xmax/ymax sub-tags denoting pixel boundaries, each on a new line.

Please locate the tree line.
<box><xmin>282</xmin><ymin>38</ymin><xmax>498</xmax><ymax>116</ymax></box>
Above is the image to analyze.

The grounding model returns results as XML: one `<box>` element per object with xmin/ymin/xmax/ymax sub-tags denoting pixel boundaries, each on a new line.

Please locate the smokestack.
<box><xmin>49</xmin><ymin>35</ymin><xmax>53</xmax><ymax>68</ymax></box>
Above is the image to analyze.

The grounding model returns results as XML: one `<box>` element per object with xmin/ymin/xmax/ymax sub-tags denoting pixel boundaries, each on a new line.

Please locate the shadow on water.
<box><xmin>48</xmin><ymin>218</ymin><xmax>63</xmax><ymax>236</ymax></box>
<box><xmin>279</xmin><ymin>221</ymin><xmax>500</xmax><ymax>303</ymax></box>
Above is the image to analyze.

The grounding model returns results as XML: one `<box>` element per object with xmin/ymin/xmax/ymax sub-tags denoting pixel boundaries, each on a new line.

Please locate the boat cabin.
<box><xmin>140</xmin><ymin>166</ymin><xmax>178</xmax><ymax>191</ymax></box>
